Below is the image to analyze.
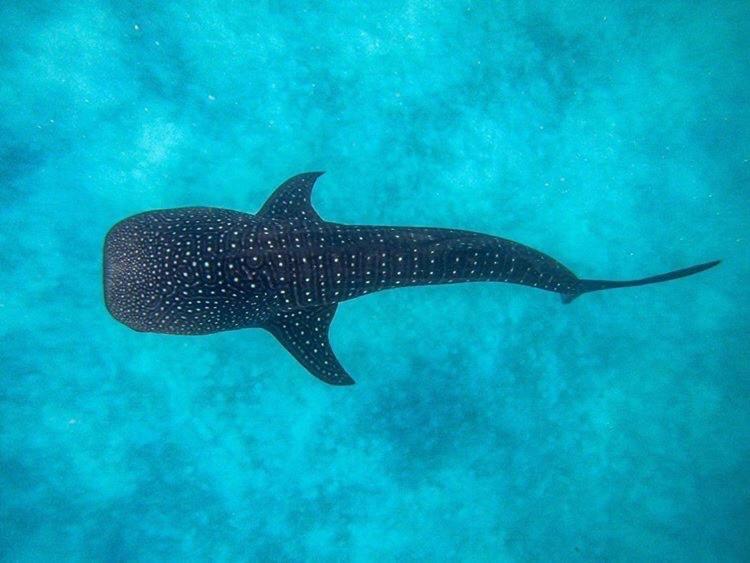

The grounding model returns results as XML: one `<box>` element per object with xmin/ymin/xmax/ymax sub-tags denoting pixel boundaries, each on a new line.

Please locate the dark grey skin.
<box><xmin>104</xmin><ymin>172</ymin><xmax>720</xmax><ymax>385</ymax></box>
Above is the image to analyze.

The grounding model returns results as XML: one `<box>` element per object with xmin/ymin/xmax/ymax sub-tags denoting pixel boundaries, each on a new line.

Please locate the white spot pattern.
<box><xmin>104</xmin><ymin>172</ymin><xmax>581</xmax><ymax>385</ymax></box>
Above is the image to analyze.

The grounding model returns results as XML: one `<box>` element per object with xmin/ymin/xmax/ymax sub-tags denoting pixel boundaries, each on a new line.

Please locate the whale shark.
<box><xmin>103</xmin><ymin>172</ymin><xmax>719</xmax><ymax>385</ymax></box>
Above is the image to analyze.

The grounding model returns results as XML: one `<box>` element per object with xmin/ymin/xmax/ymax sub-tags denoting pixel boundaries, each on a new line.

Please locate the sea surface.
<box><xmin>1</xmin><ymin>1</ymin><xmax>748</xmax><ymax>561</ymax></box>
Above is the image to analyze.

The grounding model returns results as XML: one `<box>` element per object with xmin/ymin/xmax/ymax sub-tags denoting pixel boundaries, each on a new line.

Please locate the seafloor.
<box><xmin>1</xmin><ymin>1</ymin><xmax>748</xmax><ymax>561</ymax></box>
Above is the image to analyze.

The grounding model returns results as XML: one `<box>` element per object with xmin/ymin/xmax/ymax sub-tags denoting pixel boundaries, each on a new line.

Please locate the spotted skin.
<box><xmin>104</xmin><ymin>172</ymin><xmax>720</xmax><ymax>385</ymax></box>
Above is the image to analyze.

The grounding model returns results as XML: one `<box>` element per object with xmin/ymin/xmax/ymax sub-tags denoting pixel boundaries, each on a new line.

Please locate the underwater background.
<box><xmin>1</xmin><ymin>1</ymin><xmax>748</xmax><ymax>561</ymax></box>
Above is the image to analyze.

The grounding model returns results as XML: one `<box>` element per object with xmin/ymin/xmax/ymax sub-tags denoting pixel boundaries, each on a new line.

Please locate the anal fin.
<box><xmin>264</xmin><ymin>304</ymin><xmax>354</xmax><ymax>385</ymax></box>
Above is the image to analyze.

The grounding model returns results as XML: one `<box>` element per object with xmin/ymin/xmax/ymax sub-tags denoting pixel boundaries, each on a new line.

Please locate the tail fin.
<box><xmin>562</xmin><ymin>260</ymin><xmax>721</xmax><ymax>304</ymax></box>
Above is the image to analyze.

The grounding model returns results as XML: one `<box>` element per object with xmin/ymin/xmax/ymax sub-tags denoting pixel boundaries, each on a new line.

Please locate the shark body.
<box><xmin>104</xmin><ymin>172</ymin><xmax>719</xmax><ymax>384</ymax></box>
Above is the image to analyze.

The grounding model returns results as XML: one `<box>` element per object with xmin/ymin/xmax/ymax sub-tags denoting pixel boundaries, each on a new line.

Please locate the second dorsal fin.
<box><xmin>257</xmin><ymin>172</ymin><xmax>325</xmax><ymax>223</ymax></box>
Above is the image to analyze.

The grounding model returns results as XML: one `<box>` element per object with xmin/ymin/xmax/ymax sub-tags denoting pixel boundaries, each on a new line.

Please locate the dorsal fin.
<box><xmin>257</xmin><ymin>172</ymin><xmax>325</xmax><ymax>223</ymax></box>
<box><xmin>264</xmin><ymin>304</ymin><xmax>354</xmax><ymax>385</ymax></box>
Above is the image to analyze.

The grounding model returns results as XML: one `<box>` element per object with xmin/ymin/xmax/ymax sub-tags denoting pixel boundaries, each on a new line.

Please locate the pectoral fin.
<box><xmin>264</xmin><ymin>304</ymin><xmax>354</xmax><ymax>385</ymax></box>
<box><xmin>257</xmin><ymin>172</ymin><xmax>325</xmax><ymax>224</ymax></box>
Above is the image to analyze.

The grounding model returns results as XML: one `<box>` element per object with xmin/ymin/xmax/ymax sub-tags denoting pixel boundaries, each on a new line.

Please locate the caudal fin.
<box><xmin>562</xmin><ymin>259</ymin><xmax>721</xmax><ymax>304</ymax></box>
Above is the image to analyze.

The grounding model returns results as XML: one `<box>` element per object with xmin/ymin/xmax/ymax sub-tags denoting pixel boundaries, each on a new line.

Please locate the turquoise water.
<box><xmin>1</xmin><ymin>1</ymin><xmax>748</xmax><ymax>560</ymax></box>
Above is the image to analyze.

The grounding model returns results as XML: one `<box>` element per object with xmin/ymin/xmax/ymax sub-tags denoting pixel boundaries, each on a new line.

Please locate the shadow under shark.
<box><xmin>104</xmin><ymin>172</ymin><xmax>719</xmax><ymax>385</ymax></box>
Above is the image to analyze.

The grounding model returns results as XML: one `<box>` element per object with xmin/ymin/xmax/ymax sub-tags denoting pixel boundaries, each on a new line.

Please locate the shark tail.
<box><xmin>561</xmin><ymin>259</ymin><xmax>721</xmax><ymax>304</ymax></box>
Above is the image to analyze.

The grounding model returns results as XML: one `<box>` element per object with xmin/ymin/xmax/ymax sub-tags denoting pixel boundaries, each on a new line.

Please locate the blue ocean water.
<box><xmin>1</xmin><ymin>1</ymin><xmax>748</xmax><ymax>560</ymax></box>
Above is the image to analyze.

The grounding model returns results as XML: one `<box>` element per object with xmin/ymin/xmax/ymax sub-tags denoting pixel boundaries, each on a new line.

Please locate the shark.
<box><xmin>103</xmin><ymin>172</ymin><xmax>720</xmax><ymax>385</ymax></box>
